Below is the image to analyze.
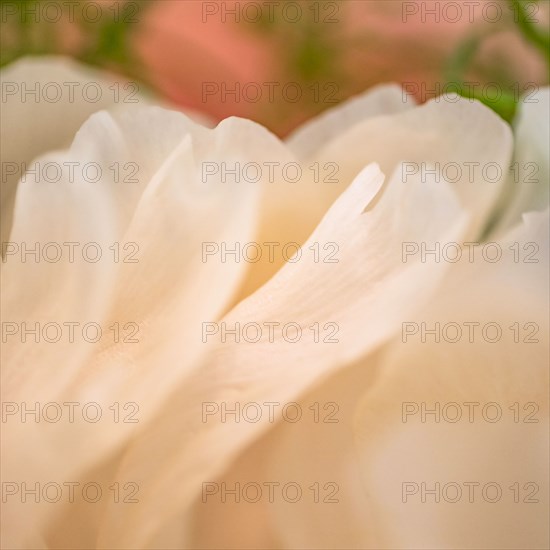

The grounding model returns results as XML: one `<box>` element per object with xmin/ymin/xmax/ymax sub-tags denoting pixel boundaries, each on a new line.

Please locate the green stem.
<box><xmin>510</xmin><ymin>0</ymin><xmax>550</xmax><ymax>66</ymax></box>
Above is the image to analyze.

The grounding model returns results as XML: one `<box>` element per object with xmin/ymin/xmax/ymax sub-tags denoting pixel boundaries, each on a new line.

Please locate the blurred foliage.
<box><xmin>512</xmin><ymin>0</ymin><xmax>550</xmax><ymax>63</ymax></box>
<box><xmin>247</xmin><ymin>0</ymin><xmax>343</xmax><ymax>82</ymax></box>
<box><xmin>0</xmin><ymin>0</ymin><xmax>152</xmax><ymax>79</ymax></box>
<box><xmin>444</xmin><ymin>34</ymin><xmax>520</xmax><ymax>122</ymax></box>
<box><xmin>241</xmin><ymin>0</ymin><xmax>346</xmax><ymax>125</ymax></box>
<box><xmin>245</xmin><ymin>0</ymin><xmax>549</xmax><ymax>124</ymax></box>
<box><xmin>444</xmin><ymin>0</ymin><xmax>549</xmax><ymax>123</ymax></box>
<box><xmin>0</xmin><ymin>0</ymin><xmax>549</xmax><ymax>125</ymax></box>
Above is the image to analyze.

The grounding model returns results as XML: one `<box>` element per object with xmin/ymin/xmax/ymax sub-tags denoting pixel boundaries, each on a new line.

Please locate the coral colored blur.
<box><xmin>135</xmin><ymin>0</ymin><xmax>548</xmax><ymax>135</ymax></box>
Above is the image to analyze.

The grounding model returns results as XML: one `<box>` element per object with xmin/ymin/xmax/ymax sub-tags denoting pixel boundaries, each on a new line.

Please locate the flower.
<box><xmin>1</xmin><ymin>57</ymin><xmax>548</xmax><ymax>549</ymax></box>
<box><xmin>137</xmin><ymin>0</ymin><xmax>549</xmax><ymax>134</ymax></box>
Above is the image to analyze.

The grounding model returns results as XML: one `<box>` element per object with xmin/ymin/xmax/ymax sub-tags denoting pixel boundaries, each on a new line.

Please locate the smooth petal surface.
<box><xmin>299</xmin><ymin>96</ymin><xmax>513</xmax><ymax>240</ymax></box>
<box><xmin>353</xmin><ymin>210</ymin><xmax>549</xmax><ymax>549</ymax></box>
<box><xmin>251</xmin><ymin>213</ymin><xmax>549</xmax><ymax>550</ymax></box>
<box><xmin>237</xmin><ymin>92</ymin><xmax>512</xmax><ymax>297</ymax></box>
<box><xmin>186</xmin><ymin>352</ymin><xmax>384</xmax><ymax>549</ymax></box>
<box><xmin>240</xmin><ymin>84</ymin><xmax>415</xmax><ymax>298</ymax></box>
<box><xmin>2</xmin><ymin>72</ymin><xmax>542</xmax><ymax>550</ymax></box>
<box><xmin>491</xmin><ymin>87</ymin><xmax>550</xmax><ymax>235</ymax></box>
<box><xmin>0</xmin><ymin>56</ymin><xmax>149</xmax><ymax>242</ymax></box>
<box><xmin>0</xmin><ymin>108</ymin><xmax>287</xmax><ymax>548</ymax></box>
<box><xmin>92</xmin><ymin>163</ymin><xmax>469</xmax><ymax>548</ymax></box>
<box><xmin>285</xmin><ymin>84</ymin><xmax>415</xmax><ymax>159</ymax></box>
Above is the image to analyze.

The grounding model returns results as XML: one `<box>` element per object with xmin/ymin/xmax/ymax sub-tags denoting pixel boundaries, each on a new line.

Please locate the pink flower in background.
<box><xmin>136</xmin><ymin>0</ymin><xmax>276</xmax><ymax>122</ymax></box>
<box><xmin>134</xmin><ymin>0</ymin><xmax>549</xmax><ymax>135</ymax></box>
<box><xmin>2</xmin><ymin>0</ymin><xmax>547</xmax><ymax>134</ymax></box>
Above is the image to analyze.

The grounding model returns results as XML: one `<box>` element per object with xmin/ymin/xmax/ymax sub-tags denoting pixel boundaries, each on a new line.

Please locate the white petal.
<box><xmin>285</xmin><ymin>84</ymin><xmax>415</xmax><ymax>159</ymax></box>
<box><xmin>197</xmin><ymin>356</ymin><xmax>383</xmax><ymax>549</ymax></box>
<box><xmin>261</xmin><ymin>209</ymin><xmax>550</xmax><ymax>550</ymax></box>
<box><xmin>0</xmin><ymin>55</ymin><xmax>148</xmax><ymax>242</ymax></box>
<box><xmin>0</xmin><ymin>108</ymin><xmax>286</xmax><ymax>548</ymax></box>
<box><xmin>353</xmin><ymin>209</ymin><xmax>550</xmax><ymax>549</ymax></box>
<box><xmin>93</xmin><ymin>163</ymin><xmax>469</xmax><ymax>548</ymax></box>
<box><xmin>303</xmin><ymin>96</ymin><xmax>513</xmax><ymax>239</ymax></box>
<box><xmin>240</xmin><ymin>93</ymin><xmax>511</xmax><ymax>297</ymax></box>
<box><xmin>492</xmin><ymin>87</ymin><xmax>550</xmax><ymax>235</ymax></box>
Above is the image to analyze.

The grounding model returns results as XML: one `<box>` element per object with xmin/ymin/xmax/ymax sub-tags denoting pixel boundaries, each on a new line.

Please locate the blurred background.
<box><xmin>1</xmin><ymin>0</ymin><xmax>549</xmax><ymax>134</ymax></box>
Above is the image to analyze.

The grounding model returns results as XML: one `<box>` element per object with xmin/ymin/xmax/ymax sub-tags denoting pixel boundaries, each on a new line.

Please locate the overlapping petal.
<box><xmin>1</xmin><ymin>57</ymin><xmax>547</xmax><ymax>550</ymax></box>
<box><xmin>1</xmin><ymin>106</ymin><xmax>288</xmax><ymax>548</ymax></box>
<box><xmin>0</xmin><ymin>56</ymin><xmax>150</xmax><ymax>242</ymax></box>
<box><xmin>92</xmin><ymin>162</ymin><xmax>469</xmax><ymax>548</ymax></box>
<box><xmin>491</xmin><ymin>87</ymin><xmax>550</xmax><ymax>235</ymax></box>
<box><xmin>297</xmin><ymin>95</ymin><xmax>513</xmax><ymax>240</ymax></box>
<box><xmin>352</xmin><ymin>209</ymin><xmax>549</xmax><ymax>549</ymax></box>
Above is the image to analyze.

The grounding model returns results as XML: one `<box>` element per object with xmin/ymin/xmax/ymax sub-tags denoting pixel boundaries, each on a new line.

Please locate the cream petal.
<box><xmin>301</xmin><ymin>96</ymin><xmax>513</xmax><ymax>240</ymax></box>
<box><xmin>186</xmin><ymin>435</ymin><xmax>283</xmax><ymax>549</ymax></box>
<box><xmin>93</xmin><ymin>163</ymin><xmax>470</xmax><ymax>548</ymax></box>
<box><xmin>188</xmin><ymin>211</ymin><xmax>550</xmax><ymax>550</ymax></box>
<box><xmin>491</xmin><ymin>87</ymin><xmax>550</xmax><ymax>236</ymax></box>
<box><xmin>2</xmin><ymin>106</ymin><xmax>220</xmax><ymax>400</ymax></box>
<box><xmin>240</xmin><ymin>84</ymin><xmax>414</xmax><ymax>295</ymax></box>
<box><xmin>187</xmin><ymin>353</ymin><xmax>384</xmax><ymax>550</ymax></box>
<box><xmin>261</xmin><ymin>351</ymin><xmax>392</xmax><ymax>549</ymax></box>
<box><xmin>76</xmin><ymin>115</ymin><xmax>290</xmax><ymax>407</ymax></box>
<box><xmin>285</xmin><ymin>84</ymin><xmax>415</xmax><ymax>159</ymax></box>
<box><xmin>239</xmin><ymin>93</ymin><xmax>510</xmax><ymax>298</ymax></box>
<box><xmin>259</xmin><ymin>214</ymin><xmax>550</xmax><ymax>550</ymax></box>
<box><xmin>239</xmin><ymin>84</ymin><xmax>415</xmax><ymax>298</ymax></box>
<box><xmin>0</xmin><ymin>55</ymin><xmax>148</xmax><ymax>242</ymax></box>
<box><xmin>1</xmin><ymin>109</ymin><xmax>284</xmax><ymax>548</ymax></box>
<box><xmin>353</xmin><ymin>209</ymin><xmax>549</xmax><ymax>549</ymax></box>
